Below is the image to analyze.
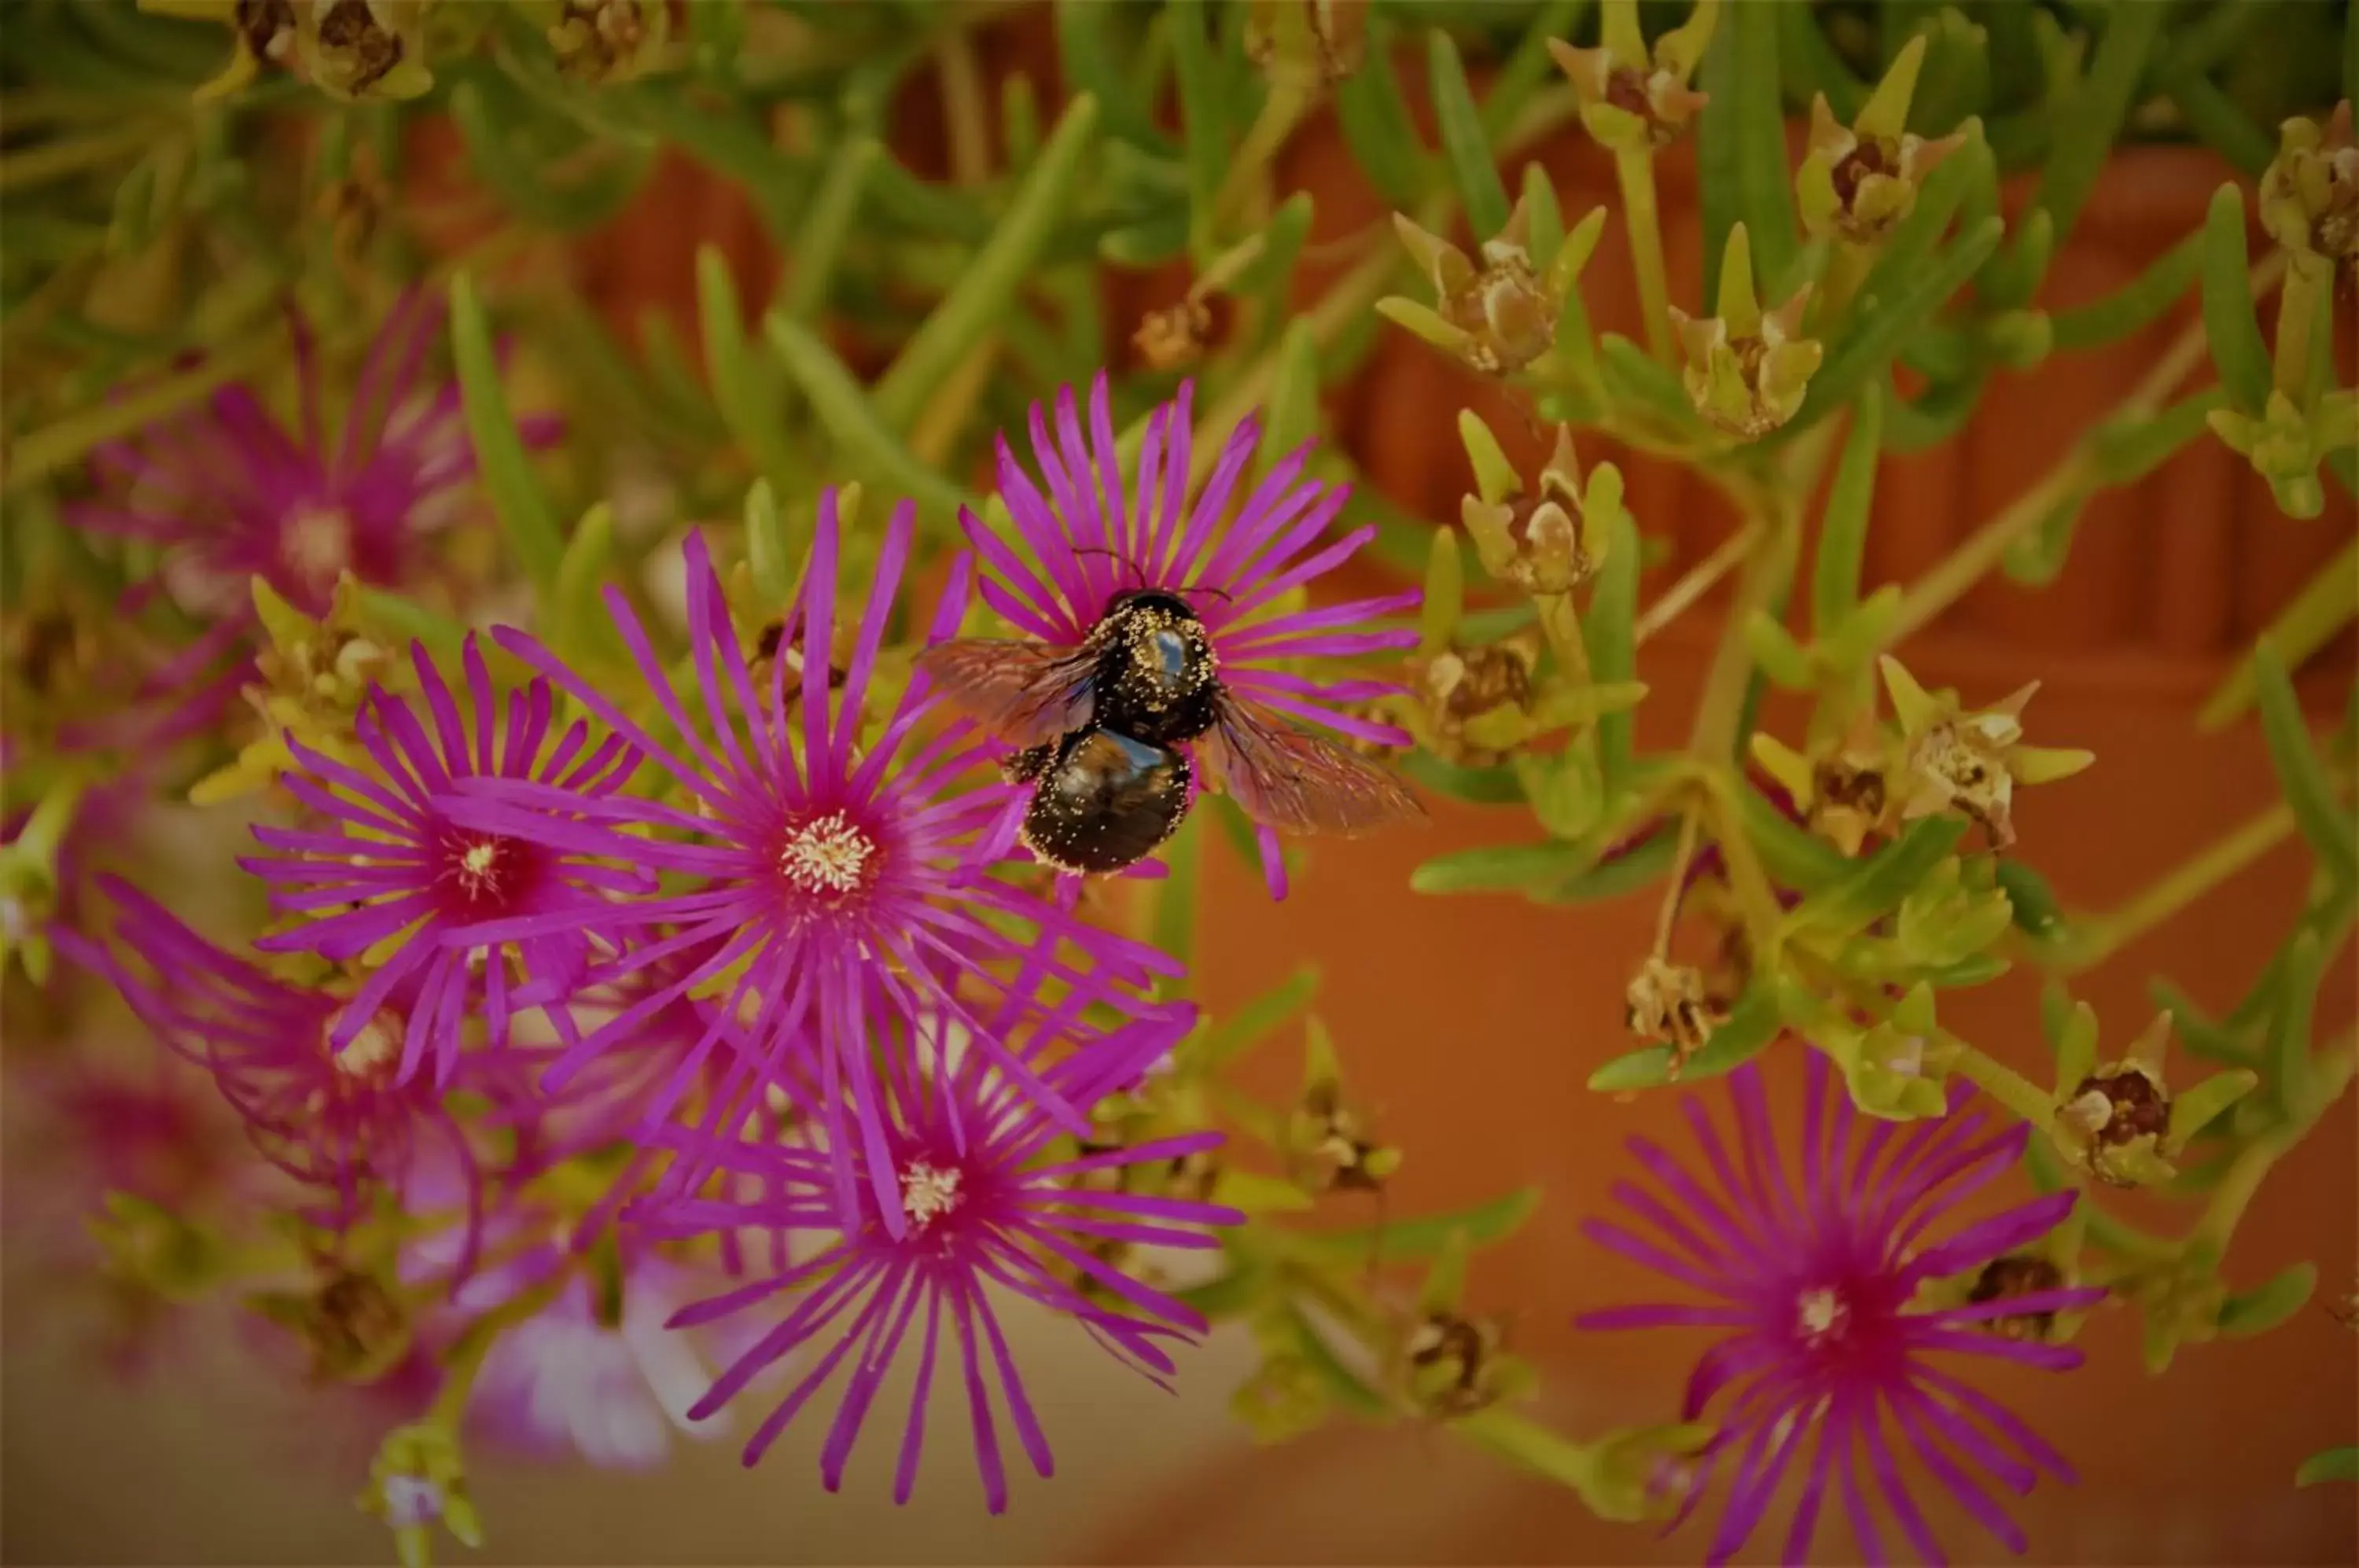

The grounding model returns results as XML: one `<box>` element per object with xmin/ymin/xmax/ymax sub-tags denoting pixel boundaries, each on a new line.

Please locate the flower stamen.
<box><xmin>778</xmin><ymin>812</ymin><xmax>878</xmax><ymax>898</ymax></box>
<box><xmin>899</xmin><ymin>1161</ymin><xmax>962</xmax><ymax>1230</ymax></box>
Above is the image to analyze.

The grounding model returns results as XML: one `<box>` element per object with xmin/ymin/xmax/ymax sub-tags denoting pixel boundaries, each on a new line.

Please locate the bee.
<box><xmin>918</xmin><ymin>587</ymin><xmax>1425</xmax><ymax>874</ymax></box>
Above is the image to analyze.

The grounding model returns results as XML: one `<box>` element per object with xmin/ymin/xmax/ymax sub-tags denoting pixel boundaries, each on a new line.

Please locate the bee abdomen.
<box><xmin>1018</xmin><ymin>727</ymin><xmax>1191</xmax><ymax>875</ymax></box>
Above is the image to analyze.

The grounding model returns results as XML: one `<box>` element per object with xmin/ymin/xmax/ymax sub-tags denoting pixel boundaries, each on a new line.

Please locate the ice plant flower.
<box><xmin>240</xmin><ymin>633</ymin><xmax>645</xmax><ymax>1087</ymax></box>
<box><xmin>1576</xmin><ymin>1054</ymin><xmax>2103</xmax><ymax>1564</ymax></box>
<box><xmin>950</xmin><ymin>376</ymin><xmax>1419</xmax><ymax>896</ymax></box>
<box><xmin>64</xmin><ymin>293</ymin><xmax>555</xmax><ymax>738</ymax></box>
<box><xmin>641</xmin><ymin>1007</ymin><xmax>1238</xmax><ymax>1512</ymax></box>
<box><xmin>456</xmin><ymin>493</ymin><xmax>1181</xmax><ymax>1234</ymax></box>
<box><xmin>55</xmin><ymin>878</ymin><xmax>508</xmax><ymax>1273</ymax></box>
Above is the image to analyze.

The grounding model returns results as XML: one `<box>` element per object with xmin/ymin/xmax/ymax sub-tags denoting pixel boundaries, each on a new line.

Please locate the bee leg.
<box><xmin>1002</xmin><ymin>742</ymin><xmax>1057</xmax><ymax>785</ymax></box>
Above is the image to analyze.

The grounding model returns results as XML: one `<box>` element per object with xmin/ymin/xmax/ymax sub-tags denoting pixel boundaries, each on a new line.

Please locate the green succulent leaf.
<box><xmin>449</xmin><ymin>273</ymin><xmax>562</xmax><ymax>591</ymax></box>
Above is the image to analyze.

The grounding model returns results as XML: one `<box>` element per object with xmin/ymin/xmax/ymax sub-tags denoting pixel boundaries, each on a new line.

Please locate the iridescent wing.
<box><xmin>1197</xmin><ymin>694</ymin><xmax>1426</xmax><ymax>836</ymax></box>
<box><xmin>915</xmin><ymin>638</ymin><xmax>1101</xmax><ymax>747</ymax></box>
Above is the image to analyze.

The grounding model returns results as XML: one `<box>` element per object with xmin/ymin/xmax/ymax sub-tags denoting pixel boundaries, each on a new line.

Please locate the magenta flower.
<box><xmin>57</xmin><ymin>877</ymin><xmax>508</xmax><ymax>1271</ymax></box>
<box><xmin>452</xmin><ymin>492</ymin><xmax>1181</xmax><ymax>1235</ymax></box>
<box><xmin>641</xmin><ymin>1007</ymin><xmax>1237</xmax><ymax>1512</ymax></box>
<box><xmin>945</xmin><ymin>375</ymin><xmax>1420</xmax><ymax>895</ymax></box>
<box><xmin>238</xmin><ymin>634</ymin><xmax>643</xmax><ymax>1087</ymax></box>
<box><xmin>1577</xmin><ymin>1054</ymin><xmax>2103</xmax><ymax>1566</ymax></box>
<box><xmin>64</xmin><ymin>293</ymin><xmax>558</xmax><ymax>739</ymax></box>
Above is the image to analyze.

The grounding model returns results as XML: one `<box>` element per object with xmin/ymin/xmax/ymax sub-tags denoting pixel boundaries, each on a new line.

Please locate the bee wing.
<box><xmin>1198</xmin><ymin>694</ymin><xmax>1426</xmax><ymax>836</ymax></box>
<box><xmin>915</xmin><ymin>638</ymin><xmax>1100</xmax><ymax>747</ymax></box>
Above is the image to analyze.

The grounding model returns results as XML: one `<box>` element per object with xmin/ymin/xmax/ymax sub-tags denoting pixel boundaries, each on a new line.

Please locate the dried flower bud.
<box><xmin>1385</xmin><ymin>210</ymin><xmax>1558</xmax><ymax>375</ymax></box>
<box><xmin>2260</xmin><ymin>102</ymin><xmax>2357</xmax><ymax>267</ymax></box>
<box><xmin>1404</xmin><ymin>1312</ymin><xmax>1522</xmax><ymax>1419</ymax></box>
<box><xmin>2059</xmin><ymin>1062</ymin><xmax>2172</xmax><ymax>1186</ymax></box>
<box><xmin>1458</xmin><ymin>423</ymin><xmax>1615</xmax><ymax>594</ymax></box>
<box><xmin>1624</xmin><ymin>955</ymin><xmax>1721</xmax><ymax>1067</ymax></box>
<box><xmin>1290</xmin><ymin>1079</ymin><xmax>1400</xmax><ymax>1193</ymax></box>
<box><xmin>547</xmin><ymin>0</ymin><xmax>668</xmax><ymax>86</ymax></box>
<box><xmin>1411</xmin><ymin>631</ymin><xmax>1540</xmax><ymax>766</ymax></box>
<box><xmin>255</xmin><ymin>1261</ymin><xmax>414</xmax><ymax>1382</ymax></box>
<box><xmin>1796</xmin><ymin>37</ymin><xmax>1971</xmax><ymax>245</ymax></box>
<box><xmin>1967</xmin><ymin>1254</ymin><xmax>2071</xmax><ymax>1342</ymax></box>
<box><xmin>1881</xmin><ymin>658</ymin><xmax>2093</xmax><ymax>850</ymax></box>
<box><xmin>1132</xmin><ymin>298</ymin><xmax>1213</xmax><ymax>371</ymax></box>
<box><xmin>1750</xmin><ymin>726</ymin><xmax>1902</xmax><ymax>859</ymax></box>
<box><xmin>299</xmin><ymin>0</ymin><xmax>434</xmax><ymax>101</ymax></box>
<box><xmin>1548</xmin><ymin>0</ymin><xmax>1718</xmax><ymax>151</ymax></box>
<box><xmin>1670</xmin><ymin>225</ymin><xmax>1823</xmax><ymax>439</ymax></box>
<box><xmin>237</xmin><ymin>0</ymin><xmax>300</xmax><ymax>65</ymax></box>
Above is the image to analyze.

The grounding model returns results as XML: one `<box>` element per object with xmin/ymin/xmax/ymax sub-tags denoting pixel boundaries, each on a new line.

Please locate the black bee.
<box><xmin>918</xmin><ymin>587</ymin><xmax>1423</xmax><ymax>874</ymax></box>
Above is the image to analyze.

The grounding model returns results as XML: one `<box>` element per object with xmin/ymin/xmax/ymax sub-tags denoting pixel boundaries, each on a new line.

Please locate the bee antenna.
<box><xmin>1067</xmin><ymin>547</ymin><xmax>1236</xmax><ymax>605</ymax></box>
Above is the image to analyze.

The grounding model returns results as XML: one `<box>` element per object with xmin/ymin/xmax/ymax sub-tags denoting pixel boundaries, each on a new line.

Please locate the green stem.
<box><xmin>1612</xmin><ymin>148</ymin><xmax>1675</xmax><ymax>363</ymax></box>
<box><xmin>2063</xmin><ymin>801</ymin><xmax>2298</xmax><ymax>972</ymax></box>
<box><xmin>2273</xmin><ymin>251</ymin><xmax>2331</xmax><ymax>402</ymax></box>
<box><xmin>1947</xmin><ymin>1038</ymin><xmax>2060</xmax><ymax>1138</ymax></box>
<box><xmin>2192</xmin><ymin>1044</ymin><xmax>2353</xmax><ymax>1252</ymax></box>
<box><xmin>1213</xmin><ymin>79</ymin><xmax>1316</xmax><ymax>237</ymax></box>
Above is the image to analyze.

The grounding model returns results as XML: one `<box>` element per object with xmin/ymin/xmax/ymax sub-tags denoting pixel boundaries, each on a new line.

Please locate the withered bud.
<box><xmin>2063</xmin><ymin>1066</ymin><xmax>2172</xmax><ymax>1149</ymax></box>
<box><xmin>1132</xmin><ymin>299</ymin><xmax>1213</xmax><ymax>371</ymax></box>
<box><xmin>237</xmin><ymin>0</ymin><xmax>299</xmax><ymax>65</ymax></box>
<box><xmin>1967</xmin><ymin>1254</ymin><xmax>2070</xmax><ymax>1342</ymax></box>
<box><xmin>1625</xmin><ymin>955</ymin><xmax>1723</xmax><ymax>1067</ymax></box>
<box><xmin>1405</xmin><ymin>1312</ymin><xmax>1504</xmax><ymax>1418</ymax></box>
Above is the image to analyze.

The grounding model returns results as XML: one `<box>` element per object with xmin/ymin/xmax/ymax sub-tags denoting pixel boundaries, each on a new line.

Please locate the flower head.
<box><xmin>239</xmin><ymin>633</ymin><xmax>644</xmax><ymax>1087</ymax></box>
<box><xmin>2260</xmin><ymin>101</ymin><xmax>2357</xmax><ymax>266</ymax></box>
<box><xmin>67</xmin><ymin>294</ymin><xmax>556</xmax><ymax>738</ymax></box>
<box><xmin>57</xmin><ymin>878</ymin><xmax>508</xmax><ymax>1268</ymax></box>
<box><xmin>948</xmin><ymin>377</ymin><xmax>1421</xmax><ymax>896</ymax></box>
<box><xmin>642</xmin><ymin>1007</ymin><xmax>1237</xmax><ymax>1512</ymax></box>
<box><xmin>461</xmin><ymin>494</ymin><xmax>1181</xmax><ymax>1234</ymax></box>
<box><xmin>1577</xmin><ymin>1054</ymin><xmax>2103</xmax><ymax>1563</ymax></box>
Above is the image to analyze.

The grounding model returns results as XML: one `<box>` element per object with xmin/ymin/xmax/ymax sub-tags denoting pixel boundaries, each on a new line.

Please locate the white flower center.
<box><xmin>778</xmin><ymin>811</ymin><xmax>876</xmax><ymax>897</ymax></box>
<box><xmin>1795</xmin><ymin>1286</ymin><xmax>1849</xmax><ymax>1345</ymax></box>
<box><xmin>899</xmin><ymin>1161</ymin><xmax>962</xmax><ymax>1230</ymax></box>
<box><xmin>282</xmin><ymin>503</ymin><xmax>354</xmax><ymax>584</ymax></box>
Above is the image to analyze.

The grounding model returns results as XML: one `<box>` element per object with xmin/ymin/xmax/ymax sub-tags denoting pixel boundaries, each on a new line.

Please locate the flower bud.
<box><xmin>1548</xmin><ymin>0</ymin><xmax>1718</xmax><ymax>151</ymax></box>
<box><xmin>2207</xmin><ymin>389</ymin><xmax>2354</xmax><ymax>522</ymax></box>
<box><xmin>2259</xmin><ymin>102</ymin><xmax>2357</xmax><ymax>267</ymax></box>
<box><xmin>1669</xmin><ymin>225</ymin><xmax>1823</xmax><ymax>439</ymax></box>
<box><xmin>360</xmin><ymin>1422</ymin><xmax>481</xmax><ymax>1568</ymax></box>
<box><xmin>1231</xmin><ymin>1353</ymin><xmax>1329</xmax><ymax>1444</ymax></box>
<box><xmin>1816</xmin><ymin>983</ymin><xmax>1953</xmax><ymax>1120</ymax></box>
<box><xmin>192</xmin><ymin>575</ymin><xmax>403</xmax><ymax>806</ymax></box>
<box><xmin>1796</xmin><ymin>37</ymin><xmax>1971</xmax><ymax>245</ymax></box>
